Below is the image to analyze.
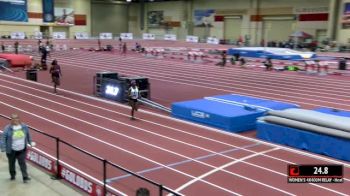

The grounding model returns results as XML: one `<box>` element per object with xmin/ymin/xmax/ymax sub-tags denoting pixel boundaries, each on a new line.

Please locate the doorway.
<box><xmin>40</xmin><ymin>26</ymin><xmax>49</xmax><ymax>39</ymax></box>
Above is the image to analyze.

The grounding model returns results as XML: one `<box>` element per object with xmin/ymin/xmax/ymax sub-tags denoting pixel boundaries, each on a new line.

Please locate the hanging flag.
<box><xmin>43</xmin><ymin>0</ymin><xmax>54</xmax><ymax>22</ymax></box>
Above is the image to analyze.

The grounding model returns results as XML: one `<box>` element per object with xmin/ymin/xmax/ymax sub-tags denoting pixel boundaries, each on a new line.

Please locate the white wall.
<box><xmin>337</xmin><ymin>0</ymin><xmax>350</xmax><ymax>44</ymax></box>
<box><xmin>127</xmin><ymin>0</ymin><xmax>331</xmax><ymax>44</ymax></box>
<box><xmin>91</xmin><ymin>2</ymin><xmax>128</xmax><ymax>37</ymax></box>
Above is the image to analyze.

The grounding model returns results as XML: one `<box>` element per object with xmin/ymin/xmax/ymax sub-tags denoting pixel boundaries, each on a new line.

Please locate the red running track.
<box><xmin>19</xmin><ymin>49</ymin><xmax>350</xmax><ymax>109</ymax></box>
<box><xmin>0</xmin><ymin>49</ymin><xmax>350</xmax><ymax>195</ymax></box>
<box><xmin>1</xmin><ymin>73</ymin><xmax>350</xmax><ymax>195</ymax></box>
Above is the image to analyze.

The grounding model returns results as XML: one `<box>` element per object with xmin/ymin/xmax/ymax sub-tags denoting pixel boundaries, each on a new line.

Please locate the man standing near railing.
<box><xmin>14</xmin><ymin>41</ymin><xmax>19</xmax><ymax>54</ymax></box>
<box><xmin>1</xmin><ymin>41</ymin><xmax>5</xmax><ymax>53</ymax></box>
<box><xmin>1</xmin><ymin>114</ymin><xmax>32</xmax><ymax>183</ymax></box>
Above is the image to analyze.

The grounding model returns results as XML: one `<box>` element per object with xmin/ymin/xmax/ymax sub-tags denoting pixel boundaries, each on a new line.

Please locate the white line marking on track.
<box><xmin>49</xmin><ymin>51</ymin><xmax>350</xmax><ymax>94</ymax></box>
<box><xmin>2</xmin><ymin>79</ymin><xmax>349</xmax><ymax>191</ymax></box>
<box><xmin>37</xmin><ymin>61</ymin><xmax>350</xmax><ymax>109</ymax></box>
<box><xmin>50</xmin><ymin>55</ymin><xmax>350</xmax><ymax>104</ymax></box>
<box><xmin>0</xmin><ymin>99</ymin><xmax>240</xmax><ymax>195</ymax></box>
<box><xmin>173</xmin><ymin>148</ymin><xmax>299</xmax><ymax>196</ymax></box>
<box><xmin>0</xmin><ymin>92</ymin><xmax>297</xmax><ymax>195</ymax></box>
<box><xmin>47</xmin><ymin>50</ymin><xmax>350</xmax><ymax>87</ymax></box>
<box><xmin>1</xmin><ymin>72</ymin><xmax>350</xmax><ymax>169</ymax></box>
<box><xmin>2</xmin><ymin>83</ymin><xmax>349</xmax><ymax>195</ymax></box>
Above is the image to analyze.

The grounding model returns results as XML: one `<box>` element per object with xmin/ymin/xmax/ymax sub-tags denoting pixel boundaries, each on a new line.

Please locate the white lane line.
<box><xmin>2</xmin><ymin>80</ymin><xmax>350</xmax><ymax>190</ymax></box>
<box><xmin>51</xmin><ymin>51</ymin><xmax>350</xmax><ymax>95</ymax></box>
<box><xmin>0</xmin><ymin>92</ymin><xmax>296</xmax><ymax>195</ymax></box>
<box><xmin>0</xmin><ymin>97</ymin><xmax>240</xmax><ymax>195</ymax></box>
<box><xmin>4</xmin><ymin>88</ymin><xmax>348</xmax><ymax>195</ymax></box>
<box><xmin>52</xmin><ymin>55</ymin><xmax>350</xmax><ymax>102</ymax></box>
<box><xmin>2</xmin><ymin>72</ymin><xmax>350</xmax><ymax>169</ymax></box>
<box><xmin>42</xmin><ymin>59</ymin><xmax>350</xmax><ymax>108</ymax></box>
<box><xmin>30</xmin><ymin>49</ymin><xmax>350</xmax><ymax>97</ymax></box>
<box><xmin>48</xmin><ymin>50</ymin><xmax>350</xmax><ymax>87</ymax></box>
<box><xmin>173</xmin><ymin>148</ymin><xmax>299</xmax><ymax>196</ymax></box>
<box><xmin>29</xmin><ymin>51</ymin><xmax>350</xmax><ymax>100</ymax></box>
<box><xmin>90</xmin><ymin>54</ymin><xmax>350</xmax><ymax>95</ymax></box>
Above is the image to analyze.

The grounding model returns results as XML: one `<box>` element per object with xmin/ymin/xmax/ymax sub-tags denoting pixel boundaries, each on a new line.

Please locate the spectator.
<box><xmin>46</xmin><ymin>44</ymin><xmax>51</xmax><ymax>57</ymax></box>
<box><xmin>263</xmin><ymin>57</ymin><xmax>273</xmax><ymax>71</ymax></box>
<box><xmin>1</xmin><ymin>41</ymin><xmax>5</xmax><ymax>53</ymax></box>
<box><xmin>239</xmin><ymin>57</ymin><xmax>246</xmax><ymax>68</ymax></box>
<box><xmin>135</xmin><ymin>42</ymin><xmax>141</xmax><ymax>52</ymax></box>
<box><xmin>233</xmin><ymin>53</ymin><xmax>240</xmax><ymax>61</ymax></box>
<box><xmin>40</xmin><ymin>45</ymin><xmax>48</xmax><ymax>63</ymax></box>
<box><xmin>14</xmin><ymin>41</ymin><xmax>19</xmax><ymax>54</ymax></box>
<box><xmin>122</xmin><ymin>43</ymin><xmax>127</xmax><ymax>55</ymax></box>
<box><xmin>230</xmin><ymin>56</ymin><xmax>236</xmax><ymax>65</ymax></box>
<box><xmin>338</xmin><ymin>58</ymin><xmax>347</xmax><ymax>70</ymax></box>
<box><xmin>221</xmin><ymin>51</ymin><xmax>227</xmax><ymax>66</ymax></box>
<box><xmin>38</xmin><ymin>39</ymin><xmax>42</xmax><ymax>52</ymax></box>
<box><xmin>97</xmin><ymin>39</ymin><xmax>101</xmax><ymax>50</ymax></box>
<box><xmin>1</xmin><ymin>114</ymin><xmax>33</xmax><ymax>183</ymax></box>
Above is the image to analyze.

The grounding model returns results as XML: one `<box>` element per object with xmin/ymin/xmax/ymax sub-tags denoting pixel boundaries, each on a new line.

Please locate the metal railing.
<box><xmin>0</xmin><ymin>114</ymin><xmax>182</xmax><ymax>196</ymax></box>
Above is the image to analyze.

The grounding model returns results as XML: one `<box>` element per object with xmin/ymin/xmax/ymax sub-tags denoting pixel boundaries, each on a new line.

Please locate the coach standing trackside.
<box><xmin>1</xmin><ymin>114</ymin><xmax>34</xmax><ymax>183</ymax></box>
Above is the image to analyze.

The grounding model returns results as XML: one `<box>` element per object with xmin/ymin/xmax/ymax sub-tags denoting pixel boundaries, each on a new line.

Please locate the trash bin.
<box><xmin>26</xmin><ymin>69</ymin><xmax>37</xmax><ymax>81</ymax></box>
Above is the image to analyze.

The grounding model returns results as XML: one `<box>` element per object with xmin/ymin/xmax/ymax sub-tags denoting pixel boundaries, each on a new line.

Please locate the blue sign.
<box><xmin>43</xmin><ymin>0</ymin><xmax>54</xmax><ymax>22</ymax></box>
<box><xmin>345</xmin><ymin>3</ymin><xmax>350</xmax><ymax>14</ymax></box>
<box><xmin>194</xmin><ymin>9</ymin><xmax>215</xmax><ymax>27</ymax></box>
<box><xmin>0</xmin><ymin>0</ymin><xmax>28</xmax><ymax>22</ymax></box>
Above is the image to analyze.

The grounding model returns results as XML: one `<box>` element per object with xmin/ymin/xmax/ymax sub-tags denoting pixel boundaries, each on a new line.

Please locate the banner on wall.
<box><xmin>194</xmin><ymin>9</ymin><xmax>215</xmax><ymax>27</ymax></box>
<box><xmin>0</xmin><ymin>0</ymin><xmax>28</xmax><ymax>22</ymax></box>
<box><xmin>34</xmin><ymin>32</ymin><xmax>43</xmax><ymax>39</ymax></box>
<box><xmin>148</xmin><ymin>11</ymin><xmax>164</xmax><ymax>28</ymax></box>
<box><xmin>99</xmin><ymin>33</ymin><xmax>112</xmax><ymax>40</ymax></box>
<box><xmin>342</xmin><ymin>3</ymin><xmax>350</xmax><ymax>29</ymax></box>
<box><xmin>186</xmin><ymin>35</ymin><xmax>199</xmax><ymax>43</ymax></box>
<box><xmin>293</xmin><ymin>6</ymin><xmax>329</xmax><ymax>14</ymax></box>
<box><xmin>11</xmin><ymin>32</ymin><xmax>25</xmax><ymax>39</ymax></box>
<box><xmin>53</xmin><ymin>32</ymin><xmax>66</xmax><ymax>39</ymax></box>
<box><xmin>42</xmin><ymin>0</ymin><xmax>54</xmax><ymax>22</ymax></box>
<box><xmin>75</xmin><ymin>32</ymin><xmax>89</xmax><ymax>39</ymax></box>
<box><xmin>55</xmin><ymin>8</ymin><xmax>74</xmax><ymax>25</ymax></box>
<box><xmin>143</xmin><ymin>33</ymin><xmax>155</xmax><ymax>40</ymax></box>
<box><xmin>120</xmin><ymin>33</ymin><xmax>133</xmax><ymax>40</ymax></box>
<box><xmin>164</xmin><ymin>34</ymin><xmax>177</xmax><ymax>41</ymax></box>
<box><xmin>207</xmin><ymin>37</ymin><xmax>219</xmax><ymax>44</ymax></box>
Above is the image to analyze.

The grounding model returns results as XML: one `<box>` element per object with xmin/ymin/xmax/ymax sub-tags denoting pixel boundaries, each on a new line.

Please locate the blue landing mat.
<box><xmin>171</xmin><ymin>94</ymin><xmax>299</xmax><ymax>133</ymax></box>
<box><xmin>257</xmin><ymin>108</ymin><xmax>350</xmax><ymax>162</ymax></box>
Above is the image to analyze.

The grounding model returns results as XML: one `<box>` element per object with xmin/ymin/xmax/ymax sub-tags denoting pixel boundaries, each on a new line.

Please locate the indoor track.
<box><xmin>0</xmin><ymin>47</ymin><xmax>350</xmax><ymax>195</ymax></box>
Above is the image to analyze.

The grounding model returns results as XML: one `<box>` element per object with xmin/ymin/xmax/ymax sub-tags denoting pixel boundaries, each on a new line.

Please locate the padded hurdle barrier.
<box><xmin>257</xmin><ymin>108</ymin><xmax>350</xmax><ymax>162</ymax></box>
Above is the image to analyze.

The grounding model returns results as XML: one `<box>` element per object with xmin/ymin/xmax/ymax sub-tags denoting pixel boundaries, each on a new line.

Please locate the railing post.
<box><xmin>52</xmin><ymin>137</ymin><xmax>61</xmax><ymax>180</ymax></box>
<box><xmin>159</xmin><ymin>184</ymin><xmax>163</xmax><ymax>196</ymax></box>
<box><xmin>103</xmin><ymin>159</ymin><xmax>107</xmax><ymax>196</ymax></box>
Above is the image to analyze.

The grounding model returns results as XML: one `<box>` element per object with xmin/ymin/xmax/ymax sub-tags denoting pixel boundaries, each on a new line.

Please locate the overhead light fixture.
<box><xmin>126</xmin><ymin>0</ymin><xmax>131</xmax><ymax>2</ymax></box>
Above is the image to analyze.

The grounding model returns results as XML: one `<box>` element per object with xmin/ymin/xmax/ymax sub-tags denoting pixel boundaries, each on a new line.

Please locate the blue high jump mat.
<box><xmin>171</xmin><ymin>94</ymin><xmax>299</xmax><ymax>133</ymax></box>
<box><xmin>257</xmin><ymin>107</ymin><xmax>350</xmax><ymax>161</ymax></box>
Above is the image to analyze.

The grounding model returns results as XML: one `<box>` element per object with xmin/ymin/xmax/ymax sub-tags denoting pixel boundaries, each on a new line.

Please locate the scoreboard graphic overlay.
<box><xmin>288</xmin><ymin>164</ymin><xmax>343</xmax><ymax>183</ymax></box>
